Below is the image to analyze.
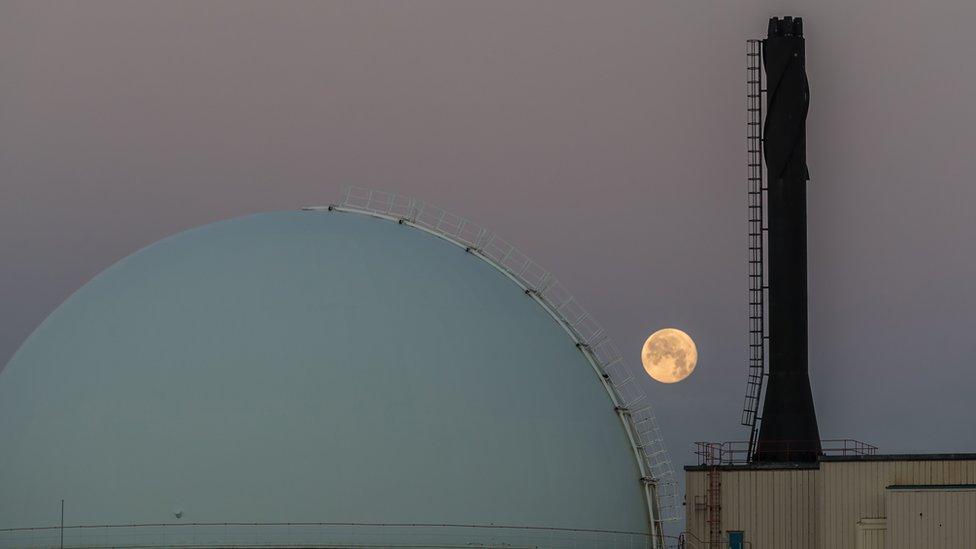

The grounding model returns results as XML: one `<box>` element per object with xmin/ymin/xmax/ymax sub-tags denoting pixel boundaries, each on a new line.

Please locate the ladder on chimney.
<box><xmin>741</xmin><ymin>38</ymin><xmax>768</xmax><ymax>460</ymax></box>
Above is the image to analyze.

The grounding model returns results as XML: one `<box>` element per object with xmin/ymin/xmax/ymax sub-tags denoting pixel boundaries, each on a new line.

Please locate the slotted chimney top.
<box><xmin>768</xmin><ymin>16</ymin><xmax>804</xmax><ymax>38</ymax></box>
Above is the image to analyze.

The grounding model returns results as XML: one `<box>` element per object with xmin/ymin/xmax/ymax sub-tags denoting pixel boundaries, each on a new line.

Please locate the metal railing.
<box><xmin>312</xmin><ymin>187</ymin><xmax>679</xmax><ymax>534</ymax></box>
<box><xmin>694</xmin><ymin>439</ymin><xmax>878</xmax><ymax>466</ymax></box>
<box><xmin>0</xmin><ymin>522</ymin><xmax>656</xmax><ymax>548</ymax></box>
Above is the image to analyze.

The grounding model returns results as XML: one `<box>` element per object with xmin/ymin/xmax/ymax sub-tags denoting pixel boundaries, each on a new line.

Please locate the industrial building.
<box><xmin>682</xmin><ymin>17</ymin><xmax>976</xmax><ymax>549</ymax></box>
<box><xmin>0</xmin><ymin>188</ymin><xmax>678</xmax><ymax>548</ymax></box>
<box><xmin>685</xmin><ymin>449</ymin><xmax>976</xmax><ymax>548</ymax></box>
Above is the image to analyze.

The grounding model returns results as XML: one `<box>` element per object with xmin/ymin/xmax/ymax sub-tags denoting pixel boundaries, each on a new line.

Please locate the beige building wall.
<box><xmin>886</xmin><ymin>486</ymin><xmax>976</xmax><ymax>549</ymax></box>
<box><xmin>854</xmin><ymin>518</ymin><xmax>885</xmax><ymax>549</ymax></box>
<box><xmin>684</xmin><ymin>456</ymin><xmax>976</xmax><ymax>549</ymax></box>
<box><xmin>819</xmin><ymin>458</ymin><xmax>976</xmax><ymax>548</ymax></box>
<box><xmin>685</xmin><ymin>467</ymin><xmax>818</xmax><ymax>549</ymax></box>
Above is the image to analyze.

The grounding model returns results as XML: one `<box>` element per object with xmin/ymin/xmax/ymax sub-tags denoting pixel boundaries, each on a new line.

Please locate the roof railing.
<box><xmin>694</xmin><ymin>439</ymin><xmax>879</xmax><ymax>466</ymax></box>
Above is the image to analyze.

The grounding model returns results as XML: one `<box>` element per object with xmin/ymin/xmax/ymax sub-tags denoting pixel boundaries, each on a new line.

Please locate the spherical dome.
<box><xmin>0</xmin><ymin>210</ymin><xmax>650</xmax><ymax>547</ymax></box>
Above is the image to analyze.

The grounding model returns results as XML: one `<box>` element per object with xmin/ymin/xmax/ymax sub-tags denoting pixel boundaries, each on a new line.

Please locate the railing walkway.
<box><xmin>694</xmin><ymin>439</ymin><xmax>879</xmax><ymax>466</ymax></box>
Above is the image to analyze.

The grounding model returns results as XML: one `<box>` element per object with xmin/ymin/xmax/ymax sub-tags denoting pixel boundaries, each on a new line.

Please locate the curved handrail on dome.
<box><xmin>305</xmin><ymin>187</ymin><xmax>679</xmax><ymax>536</ymax></box>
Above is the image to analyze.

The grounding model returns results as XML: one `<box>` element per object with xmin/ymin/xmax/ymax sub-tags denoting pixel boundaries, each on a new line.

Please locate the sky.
<box><xmin>3</xmin><ymin>0</ymin><xmax>975</xmax><ymax>506</ymax></box>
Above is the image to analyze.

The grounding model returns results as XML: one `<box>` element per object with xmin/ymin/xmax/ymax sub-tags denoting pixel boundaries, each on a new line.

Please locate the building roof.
<box><xmin>887</xmin><ymin>484</ymin><xmax>976</xmax><ymax>491</ymax></box>
<box><xmin>685</xmin><ymin>452</ymin><xmax>976</xmax><ymax>471</ymax></box>
<box><xmin>821</xmin><ymin>453</ymin><xmax>976</xmax><ymax>462</ymax></box>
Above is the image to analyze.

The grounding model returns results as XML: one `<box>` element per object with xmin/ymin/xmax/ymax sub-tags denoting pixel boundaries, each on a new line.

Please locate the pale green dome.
<box><xmin>0</xmin><ymin>208</ymin><xmax>655</xmax><ymax>547</ymax></box>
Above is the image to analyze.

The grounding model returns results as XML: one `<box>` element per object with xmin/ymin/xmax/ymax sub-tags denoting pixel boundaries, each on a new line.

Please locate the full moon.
<box><xmin>641</xmin><ymin>328</ymin><xmax>698</xmax><ymax>383</ymax></box>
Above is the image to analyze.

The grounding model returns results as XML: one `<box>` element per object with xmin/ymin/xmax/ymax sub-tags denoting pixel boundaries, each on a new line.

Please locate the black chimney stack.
<box><xmin>753</xmin><ymin>16</ymin><xmax>822</xmax><ymax>462</ymax></box>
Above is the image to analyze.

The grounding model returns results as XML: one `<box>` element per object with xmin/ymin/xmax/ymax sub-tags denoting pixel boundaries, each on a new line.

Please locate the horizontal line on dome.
<box><xmin>0</xmin><ymin>521</ymin><xmax>652</xmax><ymax>536</ymax></box>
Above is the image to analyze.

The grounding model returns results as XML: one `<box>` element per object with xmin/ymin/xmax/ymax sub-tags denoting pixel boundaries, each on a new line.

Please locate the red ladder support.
<box><xmin>706</xmin><ymin>465</ymin><xmax>722</xmax><ymax>547</ymax></box>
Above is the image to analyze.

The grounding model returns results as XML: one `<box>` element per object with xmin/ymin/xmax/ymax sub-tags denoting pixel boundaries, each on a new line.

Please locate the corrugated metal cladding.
<box><xmin>685</xmin><ymin>468</ymin><xmax>818</xmax><ymax>549</ymax></box>
<box><xmin>855</xmin><ymin>518</ymin><xmax>885</xmax><ymax>549</ymax></box>
<box><xmin>887</xmin><ymin>486</ymin><xmax>976</xmax><ymax>549</ymax></box>
<box><xmin>684</xmin><ymin>457</ymin><xmax>976</xmax><ymax>549</ymax></box>
<box><xmin>820</xmin><ymin>459</ymin><xmax>976</xmax><ymax>548</ymax></box>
